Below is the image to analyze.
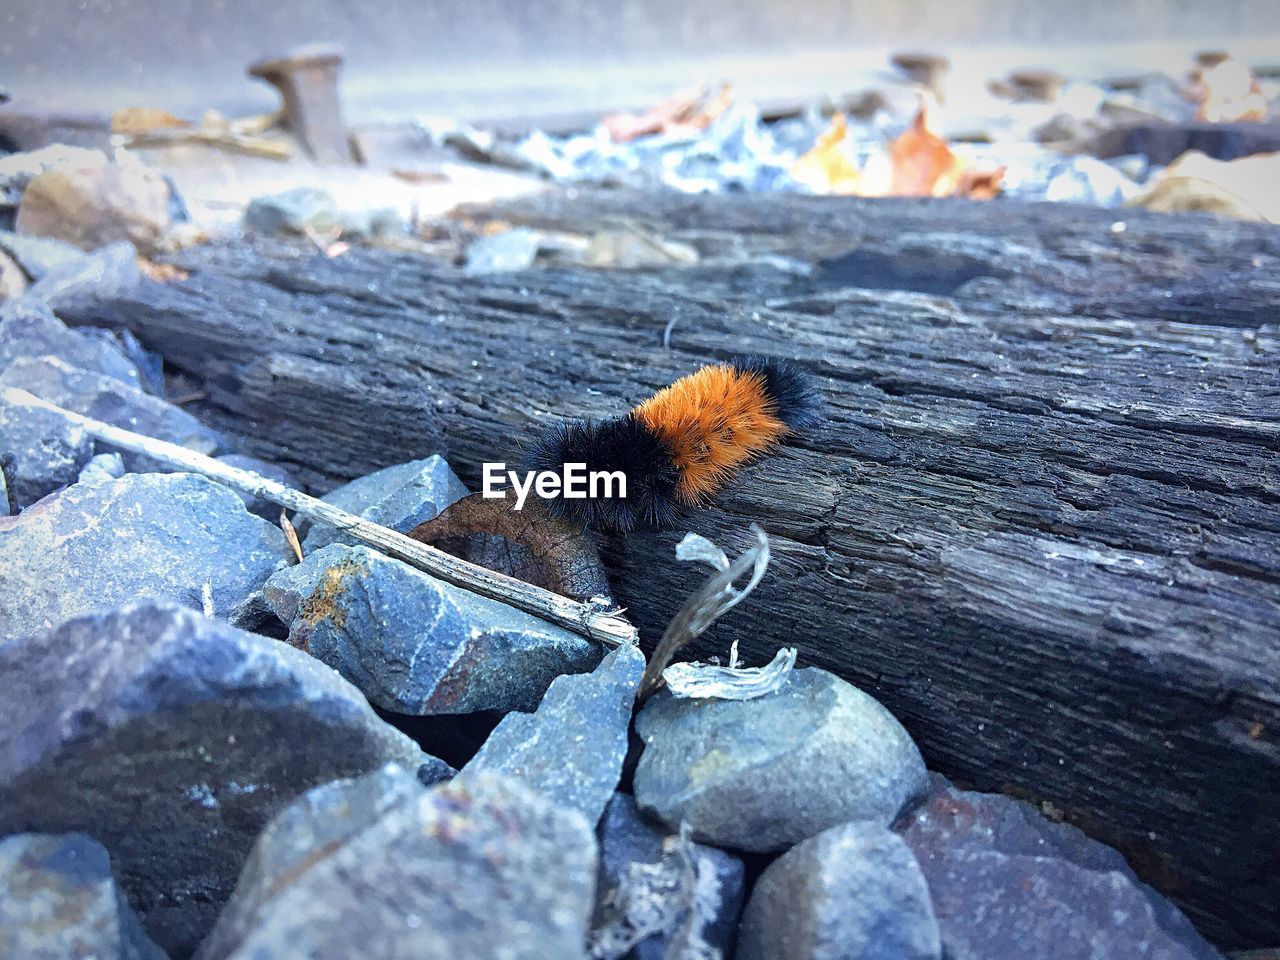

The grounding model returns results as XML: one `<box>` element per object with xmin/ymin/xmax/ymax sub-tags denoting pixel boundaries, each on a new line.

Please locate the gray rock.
<box><xmin>591</xmin><ymin>792</ymin><xmax>745</xmax><ymax>960</ymax></box>
<box><xmin>416</xmin><ymin>755</ymin><xmax>456</xmax><ymax>787</ymax></box>
<box><xmin>0</xmin><ymin>243</ymin><xmax>26</xmax><ymax>298</ymax></box>
<box><xmin>464</xmin><ymin>226</ymin><xmax>543</xmax><ymax>274</ymax></box>
<box><xmin>0</xmin><ymin>355</ymin><xmax>218</xmax><ymax>470</ymax></box>
<box><xmin>302</xmin><ymin>454</ymin><xmax>467</xmax><ymax>552</ymax></box>
<box><xmin>195</xmin><ymin>768</ymin><xmax>596</xmax><ymax>960</ymax></box>
<box><xmin>244</xmin><ymin>187</ymin><xmax>339</xmax><ymax>236</ymax></box>
<box><xmin>215</xmin><ymin>454</ymin><xmax>298</xmax><ymax>520</ymax></box>
<box><xmin>738</xmin><ymin>822</ymin><xmax>941</xmax><ymax>960</ymax></box>
<box><xmin>0</xmin><ymin>393</ymin><xmax>93</xmax><ymax>508</ymax></box>
<box><xmin>339</xmin><ymin>205</ymin><xmax>403</xmax><ymax>239</ymax></box>
<box><xmin>0</xmin><ymin>465</ymin><xmax>9</xmax><ymax>514</ymax></box>
<box><xmin>78</xmin><ymin>451</ymin><xmax>127</xmax><ymax>483</ymax></box>
<box><xmin>0</xmin><ymin>228</ymin><xmax>89</xmax><ymax>280</ymax></box>
<box><xmin>462</xmin><ymin>642</ymin><xmax>643</xmax><ymax>825</ymax></box>
<box><xmin>0</xmin><ymin>603</ymin><xmax>425</xmax><ymax>957</ymax></box>
<box><xmin>0</xmin><ymin>295</ymin><xmax>140</xmax><ymax>384</ymax></box>
<box><xmin>27</xmin><ymin>240</ymin><xmax>140</xmax><ymax>310</ymax></box>
<box><xmin>896</xmin><ymin>775</ymin><xmax>1223</xmax><ymax>960</ymax></box>
<box><xmin>0</xmin><ymin>145</ymin><xmax>110</xmax><ymax>209</ymax></box>
<box><xmin>0</xmin><ymin>472</ymin><xmax>289</xmax><ymax>642</ymax></box>
<box><xmin>633</xmin><ymin>668</ymin><xmax>929</xmax><ymax>853</ymax></box>
<box><xmin>264</xmin><ymin>543</ymin><xmax>601</xmax><ymax>715</ymax></box>
<box><xmin>0</xmin><ymin>832</ymin><xmax>168</xmax><ymax>960</ymax></box>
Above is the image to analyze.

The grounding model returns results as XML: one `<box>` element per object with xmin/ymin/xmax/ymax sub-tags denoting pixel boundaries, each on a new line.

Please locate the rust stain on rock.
<box><xmin>293</xmin><ymin>558</ymin><xmax>363</xmax><ymax>650</ymax></box>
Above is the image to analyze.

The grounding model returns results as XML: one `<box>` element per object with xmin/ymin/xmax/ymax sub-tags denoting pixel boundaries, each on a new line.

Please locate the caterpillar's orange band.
<box><xmin>633</xmin><ymin>363</ymin><xmax>790</xmax><ymax>504</ymax></box>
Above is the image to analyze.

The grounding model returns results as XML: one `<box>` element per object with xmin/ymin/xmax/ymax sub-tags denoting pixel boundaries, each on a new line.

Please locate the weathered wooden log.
<box><xmin>62</xmin><ymin>192</ymin><xmax>1279</xmax><ymax>949</ymax></box>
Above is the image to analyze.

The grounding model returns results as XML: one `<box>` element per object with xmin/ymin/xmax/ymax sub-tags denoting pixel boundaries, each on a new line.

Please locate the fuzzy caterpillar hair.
<box><xmin>526</xmin><ymin>356</ymin><xmax>819</xmax><ymax>531</ymax></box>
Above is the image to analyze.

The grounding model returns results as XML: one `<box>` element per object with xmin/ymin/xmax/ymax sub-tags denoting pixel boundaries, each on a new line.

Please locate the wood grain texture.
<box><xmin>62</xmin><ymin>192</ymin><xmax>1280</xmax><ymax>948</ymax></box>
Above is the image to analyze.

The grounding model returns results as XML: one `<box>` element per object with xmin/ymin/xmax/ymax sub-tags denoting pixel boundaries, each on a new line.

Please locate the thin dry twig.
<box><xmin>637</xmin><ymin>525</ymin><xmax>771</xmax><ymax>700</ymax></box>
<box><xmin>5</xmin><ymin>388</ymin><xmax>637</xmax><ymax>649</ymax></box>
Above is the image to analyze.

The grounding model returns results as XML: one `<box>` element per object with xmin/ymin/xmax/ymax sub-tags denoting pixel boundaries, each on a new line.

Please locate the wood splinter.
<box><xmin>3</xmin><ymin>387</ymin><xmax>637</xmax><ymax>650</ymax></box>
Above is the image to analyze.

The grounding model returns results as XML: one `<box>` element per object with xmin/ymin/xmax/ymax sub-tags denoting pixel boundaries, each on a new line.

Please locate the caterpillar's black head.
<box><xmin>524</xmin><ymin>414</ymin><xmax>678</xmax><ymax>532</ymax></box>
<box><xmin>730</xmin><ymin>355</ymin><xmax>823</xmax><ymax>429</ymax></box>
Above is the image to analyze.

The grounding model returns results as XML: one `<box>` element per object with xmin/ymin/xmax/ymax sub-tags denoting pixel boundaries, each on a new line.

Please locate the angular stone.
<box><xmin>244</xmin><ymin>188</ymin><xmax>340</xmax><ymax>236</ymax></box>
<box><xmin>591</xmin><ymin>792</ymin><xmax>745</xmax><ymax>960</ymax></box>
<box><xmin>78</xmin><ymin>451</ymin><xmax>126</xmax><ymax>484</ymax></box>
<box><xmin>895</xmin><ymin>776</ymin><xmax>1222</xmax><ymax>960</ymax></box>
<box><xmin>633</xmin><ymin>668</ymin><xmax>929</xmax><ymax>852</ymax></box>
<box><xmin>0</xmin><ymin>245</ymin><xmax>26</xmax><ymax>299</ymax></box>
<box><xmin>302</xmin><ymin>454</ymin><xmax>467</xmax><ymax>552</ymax></box>
<box><xmin>215</xmin><ymin>454</ymin><xmax>299</xmax><ymax>520</ymax></box>
<box><xmin>0</xmin><ymin>228</ymin><xmax>87</xmax><ymax>280</ymax></box>
<box><xmin>738</xmin><ymin>822</ymin><xmax>941</xmax><ymax>960</ymax></box>
<box><xmin>462</xmin><ymin>643</ymin><xmax>643</xmax><ymax>825</ymax></box>
<box><xmin>0</xmin><ymin>473</ymin><xmax>289</xmax><ymax>642</ymax></box>
<box><xmin>464</xmin><ymin>226</ymin><xmax>542</xmax><ymax>275</ymax></box>
<box><xmin>16</xmin><ymin>156</ymin><xmax>171</xmax><ymax>253</ymax></box>
<box><xmin>0</xmin><ymin>355</ymin><xmax>218</xmax><ymax>470</ymax></box>
<box><xmin>0</xmin><ymin>393</ymin><xmax>93</xmax><ymax>508</ymax></box>
<box><xmin>26</xmin><ymin>240</ymin><xmax>141</xmax><ymax>310</ymax></box>
<box><xmin>264</xmin><ymin>543</ymin><xmax>600</xmax><ymax>715</ymax></box>
<box><xmin>0</xmin><ymin>603</ymin><xmax>425</xmax><ymax>957</ymax></box>
<box><xmin>0</xmin><ymin>833</ymin><xmax>167</xmax><ymax>960</ymax></box>
<box><xmin>0</xmin><ymin>144</ymin><xmax>109</xmax><ymax>209</ymax></box>
<box><xmin>0</xmin><ymin>295</ymin><xmax>140</xmax><ymax>385</ymax></box>
<box><xmin>195</xmin><ymin>769</ymin><xmax>596</xmax><ymax>960</ymax></box>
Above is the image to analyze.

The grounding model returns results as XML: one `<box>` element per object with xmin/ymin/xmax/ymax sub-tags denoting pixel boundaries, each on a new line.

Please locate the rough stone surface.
<box><xmin>895</xmin><ymin>775</ymin><xmax>1223</xmax><ymax>960</ymax></box>
<box><xmin>633</xmin><ymin>668</ymin><xmax>929</xmax><ymax>853</ymax></box>
<box><xmin>464</xmin><ymin>226</ymin><xmax>542</xmax><ymax>274</ymax></box>
<box><xmin>264</xmin><ymin>543</ymin><xmax>601</xmax><ymax>715</ymax></box>
<box><xmin>0</xmin><ymin>603</ymin><xmax>425</xmax><ymax>957</ymax></box>
<box><xmin>462</xmin><ymin>642</ymin><xmax>643</xmax><ymax>825</ymax></box>
<box><xmin>78</xmin><ymin>451</ymin><xmax>127</xmax><ymax>484</ymax></box>
<box><xmin>302</xmin><ymin>454</ymin><xmax>467</xmax><ymax>552</ymax></box>
<box><xmin>26</xmin><ymin>240</ymin><xmax>140</xmax><ymax>309</ymax></box>
<box><xmin>0</xmin><ymin>832</ymin><xmax>167</xmax><ymax>960</ymax></box>
<box><xmin>592</xmin><ymin>792</ymin><xmax>745</xmax><ymax>960</ymax></box>
<box><xmin>0</xmin><ymin>393</ymin><xmax>94</xmax><ymax>508</ymax></box>
<box><xmin>0</xmin><ymin>295</ymin><xmax>140</xmax><ymax>384</ymax></box>
<box><xmin>16</xmin><ymin>156</ymin><xmax>171</xmax><ymax>252</ymax></box>
<box><xmin>195</xmin><ymin>768</ymin><xmax>597</xmax><ymax>960</ymax></box>
<box><xmin>738</xmin><ymin>822</ymin><xmax>941</xmax><ymax>960</ymax></box>
<box><xmin>0</xmin><ymin>144</ymin><xmax>109</xmax><ymax>209</ymax></box>
<box><xmin>0</xmin><ymin>472</ymin><xmax>289</xmax><ymax>642</ymax></box>
<box><xmin>0</xmin><ymin>228</ymin><xmax>87</xmax><ymax>280</ymax></box>
<box><xmin>214</xmin><ymin>454</ymin><xmax>298</xmax><ymax>520</ymax></box>
<box><xmin>0</xmin><ymin>355</ymin><xmax>218</xmax><ymax>469</ymax></box>
<box><xmin>244</xmin><ymin>187</ymin><xmax>340</xmax><ymax>236</ymax></box>
<box><xmin>0</xmin><ymin>244</ymin><xmax>26</xmax><ymax>298</ymax></box>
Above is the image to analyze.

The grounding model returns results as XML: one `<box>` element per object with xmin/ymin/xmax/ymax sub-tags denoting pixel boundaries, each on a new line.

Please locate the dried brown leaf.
<box><xmin>137</xmin><ymin>258</ymin><xmax>190</xmax><ymax>283</ymax></box>
<box><xmin>602</xmin><ymin>84</ymin><xmax>733</xmax><ymax>143</ymax></box>
<box><xmin>407</xmin><ymin>492</ymin><xmax>611</xmax><ymax>603</ymax></box>
<box><xmin>112</xmin><ymin>107</ymin><xmax>189</xmax><ymax>134</ymax></box>
<box><xmin>280</xmin><ymin>508</ymin><xmax>304</xmax><ymax>563</ymax></box>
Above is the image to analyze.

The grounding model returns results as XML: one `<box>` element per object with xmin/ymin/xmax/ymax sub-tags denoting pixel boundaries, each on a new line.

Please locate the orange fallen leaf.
<box><xmin>888</xmin><ymin>94</ymin><xmax>1004</xmax><ymax>198</ymax></box>
<box><xmin>112</xmin><ymin>107</ymin><xmax>189</xmax><ymax>135</ymax></box>
<box><xmin>602</xmin><ymin>84</ymin><xmax>733</xmax><ymax>142</ymax></box>
<box><xmin>137</xmin><ymin>258</ymin><xmax>190</xmax><ymax>283</ymax></box>
<box><xmin>789</xmin><ymin>114</ymin><xmax>865</xmax><ymax>195</ymax></box>
<box><xmin>791</xmin><ymin>96</ymin><xmax>1003</xmax><ymax>200</ymax></box>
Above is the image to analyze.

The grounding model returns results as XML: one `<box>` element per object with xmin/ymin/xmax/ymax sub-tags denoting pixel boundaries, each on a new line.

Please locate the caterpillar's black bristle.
<box><xmin>729</xmin><ymin>355</ymin><xmax>822</xmax><ymax>429</ymax></box>
<box><xmin>524</xmin><ymin>414</ymin><xmax>679</xmax><ymax>532</ymax></box>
